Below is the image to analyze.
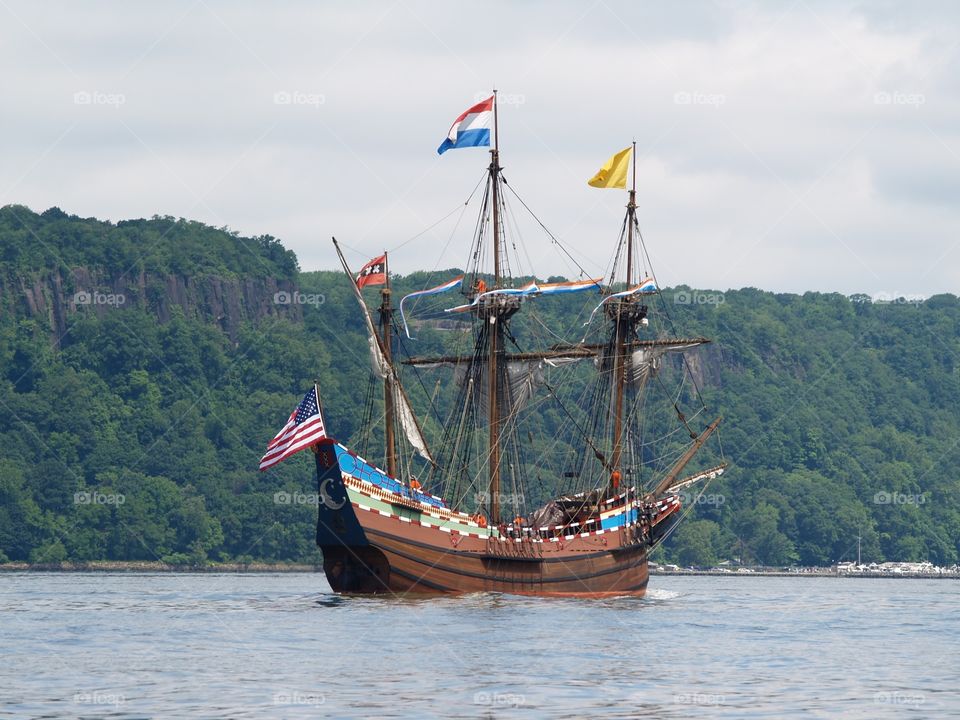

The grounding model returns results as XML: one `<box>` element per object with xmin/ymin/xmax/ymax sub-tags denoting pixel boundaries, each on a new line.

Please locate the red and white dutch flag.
<box><xmin>259</xmin><ymin>386</ymin><xmax>327</xmax><ymax>471</ymax></box>
<box><xmin>356</xmin><ymin>254</ymin><xmax>387</xmax><ymax>288</ymax></box>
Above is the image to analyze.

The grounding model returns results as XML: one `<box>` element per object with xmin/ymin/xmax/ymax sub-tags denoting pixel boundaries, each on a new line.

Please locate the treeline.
<box><xmin>1</xmin><ymin>206</ymin><xmax>958</xmax><ymax>567</ymax></box>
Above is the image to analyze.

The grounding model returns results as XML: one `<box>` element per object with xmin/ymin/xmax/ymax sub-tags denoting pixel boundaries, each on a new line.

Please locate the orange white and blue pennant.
<box><xmin>399</xmin><ymin>275</ymin><xmax>464</xmax><ymax>338</ymax></box>
<box><xmin>437</xmin><ymin>96</ymin><xmax>493</xmax><ymax>154</ymax></box>
<box><xmin>444</xmin><ymin>278</ymin><xmax>602</xmax><ymax>314</ymax></box>
<box><xmin>583</xmin><ymin>278</ymin><xmax>657</xmax><ymax>327</ymax></box>
<box><xmin>537</xmin><ymin>278</ymin><xmax>604</xmax><ymax>295</ymax></box>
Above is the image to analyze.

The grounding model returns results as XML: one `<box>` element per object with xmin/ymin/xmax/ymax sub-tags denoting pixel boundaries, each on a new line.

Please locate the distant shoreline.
<box><xmin>0</xmin><ymin>562</ymin><xmax>956</xmax><ymax>578</ymax></box>
<box><xmin>651</xmin><ymin>568</ymin><xmax>960</xmax><ymax>579</ymax></box>
<box><xmin>0</xmin><ymin>561</ymin><xmax>323</xmax><ymax>573</ymax></box>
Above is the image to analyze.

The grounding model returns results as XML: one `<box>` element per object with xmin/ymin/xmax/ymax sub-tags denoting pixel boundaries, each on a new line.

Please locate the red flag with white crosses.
<box><xmin>356</xmin><ymin>254</ymin><xmax>387</xmax><ymax>288</ymax></box>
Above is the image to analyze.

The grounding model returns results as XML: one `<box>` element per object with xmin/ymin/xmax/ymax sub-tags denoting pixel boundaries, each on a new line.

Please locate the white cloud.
<box><xmin>1</xmin><ymin>0</ymin><xmax>958</xmax><ymax>296</ymax></box>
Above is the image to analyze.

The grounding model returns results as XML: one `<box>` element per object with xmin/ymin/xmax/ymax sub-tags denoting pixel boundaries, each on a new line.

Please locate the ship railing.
<box><xmin>503</xmin><ymin>516</ymin><xmax>607</xmax><ymax>541</ymax></box>
<box><xmin>335</xmin><ymin>443</ymin><xmax>449</xmax><ymax>509</ymax></box>
<box><xmin>340</xmin><ymin>473</ymin><xmax>482</xmax><ymax>525</ymax></box>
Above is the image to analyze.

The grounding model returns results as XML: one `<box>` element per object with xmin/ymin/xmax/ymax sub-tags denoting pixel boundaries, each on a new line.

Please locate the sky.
<box><xmin>1</xmin><ymin>0</ymin><xmax>958</xmax><ymax>297</ymax></box>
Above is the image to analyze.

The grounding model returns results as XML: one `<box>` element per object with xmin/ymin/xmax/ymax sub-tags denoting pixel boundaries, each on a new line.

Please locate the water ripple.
<box><xmin>1</xmin><ymin>573</ymin><xmax>957</xmax><ymax>718</ymax></box>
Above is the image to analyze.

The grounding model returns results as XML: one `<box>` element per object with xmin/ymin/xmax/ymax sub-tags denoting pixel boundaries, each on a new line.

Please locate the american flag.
<box><xmin>259</xmin><ymin>386</ymin><xmax>327</xmax><ymax>471</ymax></box>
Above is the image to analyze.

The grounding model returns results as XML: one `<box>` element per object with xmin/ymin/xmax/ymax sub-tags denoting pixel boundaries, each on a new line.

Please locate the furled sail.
<box><xmin>393</xmin><ymin>382</ymin><xmax>433</xmax><ymax>463</ymax></box>
<box><xmin>628</xmin><ymin>347</ymin><xmax>662</xmax><ymax>388</ymax></box>
<box><xmin>442</xmin><ymin>359</ymin><xmax>546</xmax><ymax>417</ymax></box>
<box><xmin>477</xmin><ymin>359</ymin><xmax>545</xmax><ymax>416</ymax></box>
<box><xmin>404</xmin><ymin>338</ymin><xmax>709</xmax><ymax>368</ymax></box>
<box><xmin>411</xmin><ymin>355</ymin><xmax>586</xmax><ymax>418</ymax></box>
<box><xmin>338</xmin><ymin>243</ymin><xmax>435</xmax><ymax>464</ymax></box>
<box><xmin>626</xmin><ymin>343</ymin><xmax>704</xmax><ymax>388</ymax></box>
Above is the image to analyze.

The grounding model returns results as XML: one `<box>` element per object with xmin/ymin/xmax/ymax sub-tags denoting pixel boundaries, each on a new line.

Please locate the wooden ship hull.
<box><xmin>314</xmin><ymin>439</ymin><xmax>684</xmax><ymax>596</ymax></box>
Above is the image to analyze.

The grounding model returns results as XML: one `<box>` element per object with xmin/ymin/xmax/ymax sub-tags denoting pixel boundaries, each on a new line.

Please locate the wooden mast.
<box><xmin>380</xmin><ymin>251</ymin><xmax>397</xmax><ymax>478</ymax></box>
<box><xmin>487</xmin><ymin>89</ymin><xmax>503</xmax><ymax>525</ymax></box>
<box><xmin>626</xmin><ymin>140</ymin><xmax>636</xmax><ymax>287</ymax></box>
<box><xmin>332</xmin><ymin>237</ymin><xmax>435</xmax><ymax>469</ymax></box>
<box><xmin>609</xmin><ymin>142</ymin><xmax>637</xmax><ymax>487</ymax></box>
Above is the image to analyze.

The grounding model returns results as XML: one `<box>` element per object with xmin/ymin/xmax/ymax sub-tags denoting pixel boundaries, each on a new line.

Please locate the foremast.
<box><xmin>379</xmin><ymin>253</ymin><xmax>397</xmax><ymax>478</ymax></box>
<box><xmin>333</xmin><ymin>239</ymin><xmax>435</xmax><ymax>474</ymax></box>
<box><xmin>600</xmin><ymin>140</ymin><xmax>724</xmax><ymax>498</ymax></box>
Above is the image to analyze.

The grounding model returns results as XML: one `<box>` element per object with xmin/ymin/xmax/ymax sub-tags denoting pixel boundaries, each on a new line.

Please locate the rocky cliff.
<box><xmin>0</xmin><ymin>205</ymin><xmax>303</xmax><ymax>345</ymax></box>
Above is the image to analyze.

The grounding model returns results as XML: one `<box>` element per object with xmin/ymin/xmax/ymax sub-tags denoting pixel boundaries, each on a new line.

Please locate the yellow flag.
<box><xmin>587</xmin><ymin>146</ymin><xmax>632</xmax><ymax>189</ymax></box>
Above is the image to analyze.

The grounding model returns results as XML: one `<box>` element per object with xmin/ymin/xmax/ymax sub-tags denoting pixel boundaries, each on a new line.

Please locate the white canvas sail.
<box><xmin>338</xmin><ymin>242</ymin><xmax>435</xmax><ymax>465</ymax></box>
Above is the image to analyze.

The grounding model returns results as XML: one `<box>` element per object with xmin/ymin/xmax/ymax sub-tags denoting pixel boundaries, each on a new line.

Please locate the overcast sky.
<box><xmin>1</xmin><ymin>0</ymin><xmax>958</xmax><ymax>296</ymax></box>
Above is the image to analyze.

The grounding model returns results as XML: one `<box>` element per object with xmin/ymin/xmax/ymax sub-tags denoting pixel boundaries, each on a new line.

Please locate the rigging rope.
<box><xmin>500</xmin><ymin>176</ymin><xmax>598</xmax><ymax>279</ymax></box>
<box><xmin>388</xmin><ymin>187</ymin><xmax>479</xmax><ymax>255</ymax></box>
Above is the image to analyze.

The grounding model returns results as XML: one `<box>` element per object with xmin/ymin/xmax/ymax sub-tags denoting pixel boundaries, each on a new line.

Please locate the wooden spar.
<box><xmin>647</xmin><ymin>416</ymin><xmax>723</xmax><ymax>499</ymax></box>
<box><xmin>664</xmin><ymin>462</ymin><xmax>729</xmax><ymax>494</ymax></box>
<box><xmin>488</xmin><ymin>88</ymin><xmax>503</xmax><ymax>525</ymax></box>
<box><xmin>380</xmin><ymin>251</ymin><xmax>397</xmax><ymax>478</ymax></box>
<box><xmin>402</xmin><ymin>338</ymin><xmax>711</xmax><ymax>366</ymax></box>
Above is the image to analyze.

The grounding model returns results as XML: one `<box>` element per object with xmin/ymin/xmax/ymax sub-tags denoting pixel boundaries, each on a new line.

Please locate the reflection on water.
<box><xmin>1</xmin><ymin>573</ymin><xmax>957</xmax><ymax>718</ymax></box>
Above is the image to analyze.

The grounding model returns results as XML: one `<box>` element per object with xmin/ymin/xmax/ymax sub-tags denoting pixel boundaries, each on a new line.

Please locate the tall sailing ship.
<box><xmin>306</xmin><ymin>93</ymin><xmax>726</xmax><ymax>595</ymax></box>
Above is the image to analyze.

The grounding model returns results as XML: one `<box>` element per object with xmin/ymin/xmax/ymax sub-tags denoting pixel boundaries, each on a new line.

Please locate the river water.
<box><xmin>1</xmin><ymin>573</ymin><xmax>956</xmax><ymax>718</ymax></box>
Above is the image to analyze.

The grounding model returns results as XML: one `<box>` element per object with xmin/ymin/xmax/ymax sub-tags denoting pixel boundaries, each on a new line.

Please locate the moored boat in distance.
<box><xmin>312</xmin><ymin>92</ymin><xmax>726</xmax><ymax>595</ymax></box>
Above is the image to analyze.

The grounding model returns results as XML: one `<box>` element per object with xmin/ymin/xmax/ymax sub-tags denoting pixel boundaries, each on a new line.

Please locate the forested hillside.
<box><xmin>1</xmin><ymin>205</ymin><xmax>958</xmax><ymax>567</ymax></box>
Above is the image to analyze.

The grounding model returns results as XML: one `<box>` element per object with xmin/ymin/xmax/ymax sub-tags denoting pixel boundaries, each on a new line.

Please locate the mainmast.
<box><xmin>379</xmin><ymin>252</ymin><xmax>397</xmax><ymax>478</ymax></box>
<box><xmin>609</xmin><ymin>141</ymin><xmax>641</xmax><ymax>489</ymax></box>
<box><xmin>487</xmin><ymin>89</ymin><xmax>504</xmax><ymax>524</ymax></box>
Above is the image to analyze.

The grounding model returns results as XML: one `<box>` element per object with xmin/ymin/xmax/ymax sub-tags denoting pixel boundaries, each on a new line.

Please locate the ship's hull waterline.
<box><xmin>314</xmin><ymin>440</ymin><xmax>676</xmax><ymax>597</ymax></box>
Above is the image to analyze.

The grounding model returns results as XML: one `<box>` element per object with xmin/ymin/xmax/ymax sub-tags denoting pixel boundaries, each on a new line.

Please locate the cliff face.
<box><xmin>678</xmin><ymin>344</ymin><xmax>725</xmax><ymax>390</ymax></box>
<box><xmin>4</xmin><ymin>267</ymin><xmax>302</xmax><ymax>346</ymax></box>
<box><xmin>0</xmin><ymin>205</ymin><xmax>306</xmax><ymax>346</ymax></box>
